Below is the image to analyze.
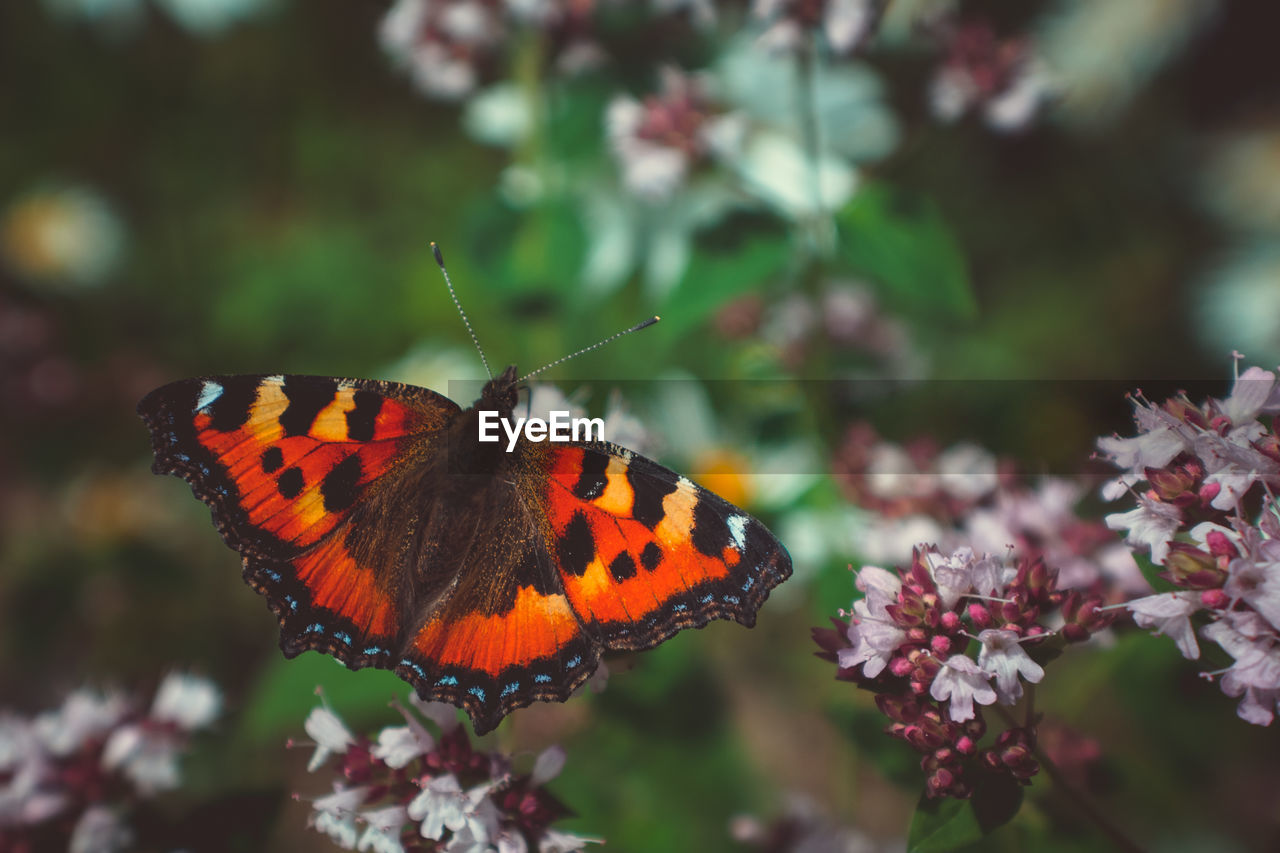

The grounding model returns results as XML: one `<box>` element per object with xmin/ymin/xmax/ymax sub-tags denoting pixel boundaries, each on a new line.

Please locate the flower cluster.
<box><xmin>0</xmin><ymin>673</ymin><xmax>220</xmax><ymax>853</ymax></box>
<box><xmin>379</xmin><ymin>0</ymin><xmax>708</xmax><ymax>101</ymax></box>
<box><xmin>299</xmin><ymin>691</ymin><xmax>598</xmax><ymax>852</ymax></box>
<box><xmin>1098</xmin><ymin>363</ymin><xmax>1280</xmax><ymax>725</ymax></box>
<box><xmin>927</xmin><ymin>19</ymin><xmax>1055</xmax><ymax>133</ymax></box>
<box><xmin>815</xmin><ymin>546</ymin><xmax>1115</xmax><ymax>798</ymax></box>
<box><xmin>716</xmin><ymin>280</ymin><xmax>918</xmax><ymax>376</ymax></box>
<box><xmin>752</xmin><ymin>0</ymin><xmax>887</xmax><ymax>56</ymax></box>
<box><xmin>833</xmin><ymin>422</ymin><xmax>1145</xmax><ymax>596</ymax></box>
<box><xmin>606</xmin><ymin>67</ymin><xmax>741</xmax><ymax>202</ymax></box>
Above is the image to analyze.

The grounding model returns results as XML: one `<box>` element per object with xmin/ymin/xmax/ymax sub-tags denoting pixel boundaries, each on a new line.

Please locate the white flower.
<box><xmin>984</xmin><ymin>60</ymin><xmax>1056</xmax><ymax>132</ymax></box>
<box><xmin>0</xmin><ymin>748</ymin><xmax>66</xmax><ymax>827</ymax></box>
<box><xmin>1202</xmin><ymin>616</ymin><xmax>1280</xmax><ymax>725</ymax></box>
<box><xmin>1195</xmin><ymin>421</ymin><xmax>1278</xmax><ymax>511</ymax></box>
<box><xmin>1127</xmin><ymin>591</ymin><xmax>1204</xmax><ymax>660</ymax></box>
<box><xmin>151</xmin><ymin>672</ymin><xmax>221</xmax><ymax>731</ymax></box>
<box><xmin>357</xmin><ymin>805</ymin><xmax>409</xmax><ymax>853</ymax></box>
<box><xmin>753</xmin><ymin>0</ymin><xmax>881</xmax><ymax>55</ymax></box>
<box><xmin>539</xmin><ymin>828</ymin><xmax>603</xmax><ymax>851</ymax></box>
<box><xmin>864</xmin><ymin>443</ymin><xmax>924</xmax><ymax>501</ymax></box>
<box><xmin>32</xmin><ymin>688</ymin><xmax>128</xmax><ymax>756</ymax></box>
<box><xmin>1219</xmin><ymin>366</ymin><xmax>1280</xmax><ymax>424</ymax></box>
<box><xmin>315</xmin><ymin>808</ymin><xmax>360</xmax><ymax>849</ymax></box>
<box><xmin>70</xmin><ymin>805</ymin><xmax>134</xmax><ymax>853</ymax></box>
<box><xmin>1225</xmin><ymin>544</ymin><xmax>1280</xmax><ymax>632</ymax></box>
<box><xmin>409</xmin><ymin>696</ymin><xmax>461</xmax><ymax>733</ymax></box>
<box><xmin>409</xmin><ymin>775</ymin><xmax>500</xmax><ymax>843</ymax></box>
<box><xmin>531</xmin><ymin>745</ymin><xmax>566</xmax><ymax>785</ymax></box>
<box><xmin>607</xmin><ymin>98</ymin><xmax>691</xmax><ymax>200</ymax></box>
<box><xmin>379</xmin><ymin>0</ymin><xmax>501</xmax><ymax>101</ymax></box>
<box><xmin>372</xmin><ymin>698</ymin><xmax>436</xmax><ymax>769</ymax></box>
<box><xmin>304</xmin><ymin>705</ymin><xmax>355</xmax><ymax>772</ymax></box>
<box><xmin>605</xmin><ymin>68</ymin><xmax>740</xmax><ymax>202</ymax></box>
<box><xmin>372</xmin><ymin>726</ymin><xmax>430</xmax><ymax>771</ymax></box>
<box><xmin>853</xmin><ymin>513</ymin><xmax>951</xmax><ymax>567</ymax></box>
<box><xmin>101</xmin><ymin>724</ymin><xmax>182</xmax><ymax>794</ymax></box>
<box><xmin>1105</xmin><ymin>495</ymin><xmax>1182</xmax><ymax>564</ymax></box>
<box><xmin>976</xmin><ymin>629</ymin><xmax>1045</xmax><ymax>703</ymax></box>
<box><xmin>934</xmin><ymin>443</ymin><xmax>999</xmax><ymax>501</ymax></box>
<box><xmin>1097</xmin><ymin>400</ymin><xmax>1191</xmax><ymax>501</ymax></box>
<box><xmin>930</xmin><ymin>655</ymin><xmax>997</xmax><ymax>722</ymax></box>
<box><xmin>838</xmin><ymin>566</ymin><xmax>905</xmax><ymax>678</ymax></box>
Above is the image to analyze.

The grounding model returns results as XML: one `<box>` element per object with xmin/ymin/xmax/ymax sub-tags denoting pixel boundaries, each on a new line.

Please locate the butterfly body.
<box><xmin>139</xmin><ymin>367</ymin><xmax>791</xmax><ymax>733</ymax></box>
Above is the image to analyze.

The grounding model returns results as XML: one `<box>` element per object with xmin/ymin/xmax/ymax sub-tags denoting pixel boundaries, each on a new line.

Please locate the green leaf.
<box><xmin>463</xmin><ymin>194</ymin><xmax>587</xmax><ymax>298</ymax></box>
<box><xmin>236</xmin><ymin>651</ymin><xmax>414</xmax><ymax>745</ymax></box>
<box><xmin>907</xmin><ymin>774</ymin><xmax>1024</xmax><ymax>852</ymax></box>
<box><xmin>658</xmin><ymin>210</ymin><xmax>790</xmax><ymax>341</ymax></box>
<box><xmin>1131</xmin><ymin>550</ymin><xmax>1177</xmax><ymax>592</ymax></box>
<box><xmin>835</xmin><ymin>184</ymin><xmax>976</xmax><ymax>320</ymax></box>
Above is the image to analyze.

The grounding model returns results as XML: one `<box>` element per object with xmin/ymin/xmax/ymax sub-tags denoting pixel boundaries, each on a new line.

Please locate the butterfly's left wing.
<box><xmin>138</xmin><ymin>374</ymin><xmax>459</xmax><ymax>667</ymax></box>
<box><xmin>538</xmin><ymin>442</ymin><xmax>792</xmax><ymax>651</ymax></box>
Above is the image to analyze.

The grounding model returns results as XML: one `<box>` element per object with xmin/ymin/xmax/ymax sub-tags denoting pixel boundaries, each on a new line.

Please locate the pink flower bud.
<box><xmin>1201</xmin><ymin>588</ymin><xmax>1230</xmax><ymax>609</ymax></box>
<box><xmin>1204</xmin><ymin>529</ymin><xmax>1238</xmax><ymax>559</ymax></box>
<box><xmin>967</xmin><ymin>603</ymin><xmax>993</xmax><ymax>628</ymax></box>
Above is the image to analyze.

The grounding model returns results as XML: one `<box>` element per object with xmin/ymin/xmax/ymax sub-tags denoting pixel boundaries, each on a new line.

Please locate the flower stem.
<box><xmin>993</xmin><ymin>706</ymin><xmax>1145</xmax><ymax>853</ymax></box>
<box><xmin>794</xmin><ymin>34</ymin><xmax>836</xmax><ymax>258</ymax></box>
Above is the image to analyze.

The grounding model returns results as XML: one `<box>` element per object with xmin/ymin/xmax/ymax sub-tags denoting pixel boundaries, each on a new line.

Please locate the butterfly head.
<box><xmin>480</xmin><ymin>364</ymin><xmax>520</xmax><ymax>414</ymax></box>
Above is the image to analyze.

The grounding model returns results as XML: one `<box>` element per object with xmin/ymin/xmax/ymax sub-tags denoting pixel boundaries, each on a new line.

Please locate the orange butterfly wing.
<box><xmin>138</xmin><ymin>374</ymin><xmax>457</xmax><ymax>664</ymax></box>
<box><xmin>538</xmin><ymin>443</ymin><xmax>792</xmax><ymax>649</ymax></box>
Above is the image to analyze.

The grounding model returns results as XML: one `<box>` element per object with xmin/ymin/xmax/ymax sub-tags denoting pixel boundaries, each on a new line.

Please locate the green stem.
<box><xmin>993</xmin><ymin>706</ymin><xmax>1146</xmax><ymax>853</ymax></box>
<box><xmin>794</xmin><ymin>34</ymin><xmax>835</xmax><ymax>259</ymax></box>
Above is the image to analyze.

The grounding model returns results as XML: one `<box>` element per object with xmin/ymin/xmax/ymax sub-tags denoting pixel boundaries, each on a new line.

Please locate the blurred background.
<box><xmin>3</xmin><ymin>0</ymin><xmax>1280</xmax><ymax>850</ymax></box>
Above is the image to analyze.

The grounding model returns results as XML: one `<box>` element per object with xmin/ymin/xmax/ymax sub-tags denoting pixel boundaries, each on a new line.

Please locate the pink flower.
<box><xmin>930</xmin><ymin>655</ymin><xmax>997</xmax><ymax>722</ymax></box>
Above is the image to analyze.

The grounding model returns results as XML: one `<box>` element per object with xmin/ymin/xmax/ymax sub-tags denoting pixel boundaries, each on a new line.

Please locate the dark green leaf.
<box><xmin>908</xmin><ymin>773</ymin><xmax>1024</xmax><ymax>852</ymax></box>
<box><xmin>658</xmin><ymin>210</ymin><xmax>790</xmax><ymax>341</ymax></box>
<box><xmin>835</xmin><ymin>184</ymin><xmax>976</xmax><ymax>321</ymax></box>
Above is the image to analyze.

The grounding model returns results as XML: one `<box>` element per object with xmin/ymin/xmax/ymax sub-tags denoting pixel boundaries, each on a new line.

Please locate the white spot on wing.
<box><xmin>728</xmin><ymin>515</ymin><xmax>749</xmax><ymax>551</ymax></box>
<box><xmin>196</xmin><ymin>380</ymin><xmax>223</xmax><ymax>412</ymax></box>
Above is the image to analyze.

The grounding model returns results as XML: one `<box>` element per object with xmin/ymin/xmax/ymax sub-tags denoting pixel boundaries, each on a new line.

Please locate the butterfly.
<box><xmin>137</xmin><ymin>258</ymin><xmax>791</xmax><ymax>734</ymax></box>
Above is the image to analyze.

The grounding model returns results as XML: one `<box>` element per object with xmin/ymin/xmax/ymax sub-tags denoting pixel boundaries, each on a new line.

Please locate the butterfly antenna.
<box><xmin>432</xmin><ymin>242</ymin><xmax>492</xmax><ymax>380</ymax></box>
<box><xmin>518</xmin><ymin>316</ymin><xmax>661</xmax><ymax>383</ymax></box>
